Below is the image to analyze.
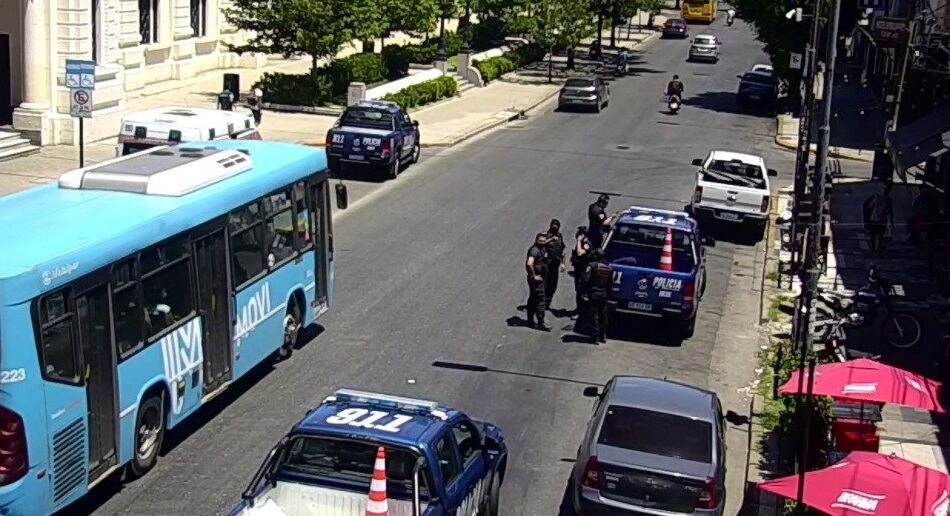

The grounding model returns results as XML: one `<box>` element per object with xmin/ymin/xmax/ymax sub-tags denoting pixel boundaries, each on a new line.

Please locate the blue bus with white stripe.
<box><xmin>0</xmin><ymin>140</ymin><xmax>338</xmax><ymax>515</ymax></box>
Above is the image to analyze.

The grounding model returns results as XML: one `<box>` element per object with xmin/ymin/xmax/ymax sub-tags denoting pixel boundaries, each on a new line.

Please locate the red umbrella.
<box><xmin>759</xmin><ymin>452</ymin><xmax>950</xmax><ymax>515</ymax></box>
<box><xmin>779</xmin><ymin>358</ymin><xmax>945</xmax><ymax>413</ymax></box>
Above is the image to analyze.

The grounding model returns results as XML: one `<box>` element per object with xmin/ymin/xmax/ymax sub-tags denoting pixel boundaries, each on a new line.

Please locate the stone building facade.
<box><xmin>0</xmin><ymin>0</ymin><xmax>266</xmax><ymax>145</ymax></box>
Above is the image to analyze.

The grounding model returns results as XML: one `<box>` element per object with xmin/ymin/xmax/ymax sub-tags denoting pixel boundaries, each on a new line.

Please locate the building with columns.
<box><xmin>0</xmin><ymin>0</ymin><xmax>267</xmax><ymax>145</ymax></box>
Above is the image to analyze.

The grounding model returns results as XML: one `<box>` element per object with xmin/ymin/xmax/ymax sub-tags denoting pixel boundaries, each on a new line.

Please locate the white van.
<box><xmin>117</xmin><ymin>107</ymin><xmax>261</xmax><ymax>156</ymax></box>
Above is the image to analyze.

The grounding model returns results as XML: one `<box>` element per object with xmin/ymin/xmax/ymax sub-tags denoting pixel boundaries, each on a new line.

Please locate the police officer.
<box><xmin>571</xmin><ymin>225</ymin><xmax>592</xmax><ymax>316</ymax></box>
<box><xmin>588</xmin><ymin>194</ymin><xmax>609</xmax><ymax>248</ymax></box>
<box><xmin>217</xmin><ymin>87</ymin><xmax>234</xmax><ymax>111</ymax></box>
<box><xmin>582</xmin><ymin>248</ymin><xmax>612</xmax><ymax>343</ymax></box>
<box><xmin>525</xmin><ymin>233</ymin><xmax>550</xmax><ymax>331</ymax></box>
<box><xmin>544</xmin><ymin>219</ymin><xmax>567</xmax><ymax>309</ymax></box>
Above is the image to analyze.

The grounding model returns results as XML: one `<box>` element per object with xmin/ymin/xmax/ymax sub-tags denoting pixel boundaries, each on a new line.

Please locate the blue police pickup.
<box><xmin>602</xmin><ymin>207</ymin><xmax>712</xmax><ymax>338</ymax></box>
<box><xmin>325</xmin><ymin>100</ymin><xmax>422</xmax><ymax>180</ymax></box>
<box><xmin>230</xmin><ymin>389</ymin><xmax>507</xmax><ymax>516</ymax></box>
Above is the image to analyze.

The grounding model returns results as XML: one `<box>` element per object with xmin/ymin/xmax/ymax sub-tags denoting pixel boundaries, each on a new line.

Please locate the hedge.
<box><xmin>256</xmin><ymin>52</ymin><xmax>387</xmax><ymax>106</ymax></box>
<box><xmin>473</xmin><ymin>43</ymin><xmax>547</xmax><ymax>83</ymax></box>
<box><xmin>380</xmin><ymin>75</ymin><xmax>458</xmax><ymax>109</ymax></box>
<box><xmin>382</xmin><ymin>32</ymin><xmax>463</xmax><ymax>78</ymax></box>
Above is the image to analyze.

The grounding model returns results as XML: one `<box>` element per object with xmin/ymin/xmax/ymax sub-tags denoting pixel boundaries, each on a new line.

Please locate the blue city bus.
<box><xmin>0</xmin><ymin>140</ymin><xmax>338</xmax><ymax>514</ymax></box>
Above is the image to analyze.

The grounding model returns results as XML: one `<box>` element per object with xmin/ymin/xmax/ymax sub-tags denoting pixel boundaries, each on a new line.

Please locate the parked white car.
<box><xmin>689</xmin><ymin>150</ymin><xmax>777</xmax><ymax>233</ymax></box>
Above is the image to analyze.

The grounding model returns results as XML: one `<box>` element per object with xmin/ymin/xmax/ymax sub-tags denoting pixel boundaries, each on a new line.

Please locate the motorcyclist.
<box><xmin>727</xmin><ymin>7</ymin><xmax>736</xmax><ymax>24</ymax></box>
<box><xmin>590</xmin><ymin>39</ymin><xmax>602</xmax><ymax>60</ymax></box>
<box><xmin>666</xmin><ymin>75</ymin><xmax>684</xmax><ymax>99</ymax></box>
<box><xmin>617</xmin><ymin>49</ymin><xmax>630</xmax><ymax>72</ymax></box>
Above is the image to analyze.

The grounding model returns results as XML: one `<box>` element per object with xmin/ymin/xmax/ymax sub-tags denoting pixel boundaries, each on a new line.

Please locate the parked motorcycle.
<box><xmin>816</xmin><ymin>264</ymin><xmax>923</xmax><ymax>349</ymax></box>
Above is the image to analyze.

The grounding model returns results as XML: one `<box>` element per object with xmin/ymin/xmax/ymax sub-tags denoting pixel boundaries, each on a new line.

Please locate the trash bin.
<box><xmin>223</xmin><ymin>73</ymin><xmax>240</xmax><ymax>99</ymax></box>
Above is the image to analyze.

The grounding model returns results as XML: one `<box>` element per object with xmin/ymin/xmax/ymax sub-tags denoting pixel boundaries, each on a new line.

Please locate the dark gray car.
<box><xmin>558</xmin><ymin>77</ymin><xmax>610</xmax><ymax>112</ymax></box>
<box><xmin>571</xmin><ymin>376</ymin><xmax>726</xmax><ymax>515</ymax></box>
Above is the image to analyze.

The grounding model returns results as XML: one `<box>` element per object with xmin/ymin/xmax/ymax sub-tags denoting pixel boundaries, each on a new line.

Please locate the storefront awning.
<box><xmin>886</xmin><ymin>104</ymin><xmax>950</xmax><ymax>177</ymax></box>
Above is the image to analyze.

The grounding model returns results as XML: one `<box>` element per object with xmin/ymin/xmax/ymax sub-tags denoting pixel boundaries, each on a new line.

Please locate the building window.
<box><xmin>190</xmin><ymin>0</ymin><xmax>207</xmax><ymax>37</ymax></box>
<box><xmin>139</xmin><ymin>0</ymin><xmax>159</xmax><ymax>44</ymax></box>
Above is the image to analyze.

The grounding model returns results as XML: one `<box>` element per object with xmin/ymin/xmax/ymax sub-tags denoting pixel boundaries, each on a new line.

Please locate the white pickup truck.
<box><xmin>689</xmin><ymin>150</ymin><xmax>777</xmax><ymax>234</ymax></box>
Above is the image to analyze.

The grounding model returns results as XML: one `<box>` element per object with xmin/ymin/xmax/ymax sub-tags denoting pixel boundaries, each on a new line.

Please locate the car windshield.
<box><xmin>278</xmin><ymin>436</ymin><xmax>428</xmax><ymax>497</ymax></box>
<box><xmin>598</xmin><ymin>405</ymin><xmax>712</xmax><ymax>463</ymax></box>
<box><xmin>341</xmin><ymin>108</ymin><xmax>395</xmax><ymax>130</ymax></box>
<box><xmin>565</xmin><ymin>79</ymin><xmax>594</xmax><ymax>88</ymax></box>
<box><xmin>605</xmin><ymin>224</ymin><xmax>695</xmax><ymax>272</ymax></box>
<box><xmin>703</xmin><ymin>158</ymin><xmax>766</xmax><ymax>188</ymax></box>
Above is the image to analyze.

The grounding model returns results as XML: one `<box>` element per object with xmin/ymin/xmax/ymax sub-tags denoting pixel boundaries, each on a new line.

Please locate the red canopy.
<box><xmin>779</xmin><ymin>358</ymin><xmax>945</xmax><ymax>413</ymax></box>
<box><xmin>759</xmin><ymin>452</ymin><xmax>950</xmax><ymax>516</ymax></box>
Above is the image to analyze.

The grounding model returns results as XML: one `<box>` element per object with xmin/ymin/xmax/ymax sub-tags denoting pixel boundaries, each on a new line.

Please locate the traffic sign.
<box><xmin>790</xmin><ymin>52</ymin><xmax>803</xmax><ymax>70</ymax></box>
<box><xmin>70</xmin><ymin>88</ymin><xmax>93</xmax><ymax>118</ymax></box>
<box><xmin>65</xmin><ymin>59</ymin><xmax>96</xmax><ymax>90</ymax></box>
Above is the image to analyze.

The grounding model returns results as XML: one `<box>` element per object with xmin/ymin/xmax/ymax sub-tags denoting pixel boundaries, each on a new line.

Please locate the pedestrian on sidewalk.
<box><xmin>862</xmin><ymin>183</ymin><xmax>894</xmax><ymax>254</ymax></box>
<box><xmin>525</xmin><ymin>233</ymin><xmax>551</xmax><ymax>331</ymax></box>
<box><xmin>217</xmin><ymin>87</ymin><xmax>234</xmax><ymax>111</ymax></box>
<box><xmin>544</xmin><ymin>219</ymin><xmax>567</xmax><ymax>310</ymax></box>
<box><xmin>247</xmin><ymin>88</ymin><xmax>263</xmax><ymax>125</ymax></box>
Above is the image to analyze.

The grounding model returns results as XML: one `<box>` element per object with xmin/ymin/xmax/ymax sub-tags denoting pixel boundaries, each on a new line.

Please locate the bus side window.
<box><xmin>113</xmin><ymin>259</ymin><xmax>144</xmax><ymax>356</ymax></box>
<box><xmin>292</xmin><ymin>181</ymin><xmax>311</xmax><ymax>250</ymax></box>
<box><xmin>262</xmin><ymin>189</ymin><xmax>295</xmax><ymax>267</ymax></box>
<box><xmin>38</xmin><ymin>290</ymin><xmax>80</xmax><ymax>383</ymax></box>
<box><xmin>140</xmin><ymin>236</ymin><xmax>195</xmax><ymax>339</ymax></box>
<box><xmin>229</xmin><ymin>201</ymin><xmax>266</xmax><ymax>288</ymax></box>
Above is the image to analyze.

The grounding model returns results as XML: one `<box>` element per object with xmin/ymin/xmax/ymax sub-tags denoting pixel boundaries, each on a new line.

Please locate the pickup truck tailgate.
<box><xmin>329</xmin><ymin>126</ymin><xmax>394</xmax><ymax>157</ymax></box>
<box><xmin>698</xmin><ymin>180</ymin><xmax>765</xmax><ymax>214</ymax></box>
<box><xmin>610</xmin><ymin>262</ymin><xmax>695</xmax><ymax>313</ymax></box>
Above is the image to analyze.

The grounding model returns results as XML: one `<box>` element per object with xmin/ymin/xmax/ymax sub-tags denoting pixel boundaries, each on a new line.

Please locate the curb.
<box><xmin>421</xmin><ymin>90</ymin><xmax>559</xmax><ymax>148</ymax></box>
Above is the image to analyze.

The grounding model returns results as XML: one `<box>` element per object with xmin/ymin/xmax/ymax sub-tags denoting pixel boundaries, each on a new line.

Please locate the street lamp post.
<box><xmin>460</xmin><ymin>0</ymin><xmax>472</xmax><ymax>52</ymax></box>
<box><xmin>435</xmin><ymin>0</ymin><xmax>448</xmax><ymax>62</ymax></box>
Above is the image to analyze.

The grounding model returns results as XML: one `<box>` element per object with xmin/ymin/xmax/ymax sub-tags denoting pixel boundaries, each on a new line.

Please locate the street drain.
<box><xmin>657</xmin><ymin>120</ymin><xmax>680</xmax><ymax>125</ymax></box>
<box><xmin>616</xmin><ymin>144</ymin><xmax>631</xmax><ymax>150</ymax></box>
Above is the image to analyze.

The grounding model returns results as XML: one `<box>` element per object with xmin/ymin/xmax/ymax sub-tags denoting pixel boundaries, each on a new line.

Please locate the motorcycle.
<box><xmin>726</xmin><ymin>9</ymin><xmax>736</xmax><ymax>25</ymax></box>
<box><xmin>589</xmin><ymin>41</ymin><xmax>602</xmax><ymax>60</ymax></box>
<box><xmin>667</xmin><ymin>95</ymin><xmax>681</xmax><ymax>114</ymax></box>
<box><xmin>615</xmin><ymin>61</ymin><xmax>628</xmax><ymax>77</ymax></box>
<box><xmin>816</xmin><ymin>263</ymin><xmax>924</xmax><ymax>349</ymax></box>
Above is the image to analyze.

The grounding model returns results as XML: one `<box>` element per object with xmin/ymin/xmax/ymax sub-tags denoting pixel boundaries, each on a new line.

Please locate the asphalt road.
<box><xmin>75</xmin><ymin>16</ymin><xmax>796</xmax><ymax>516</ymax></box>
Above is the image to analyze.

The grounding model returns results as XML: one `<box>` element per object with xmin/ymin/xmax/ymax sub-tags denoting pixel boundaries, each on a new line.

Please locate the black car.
<box><xmin>558</xmin><ymin>77</ymin><xmax>610</xmax><ymax>112</ymax></box>
<box><xmin>662</xmin><ymin>18</ymin><xmax>689</xmax><ymax>38</ymax></box>
<box><xmin>736</xmin><ymin>71</ymin><xmax>778</xmax><ymax>107</ymax></box>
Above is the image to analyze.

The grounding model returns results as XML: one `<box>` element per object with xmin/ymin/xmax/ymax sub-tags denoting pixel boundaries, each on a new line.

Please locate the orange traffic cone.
<box><xmin>365</xmin><ymin>446</ymin><xmax>388</xmax><ymax>516</ymax></box>
<box><xmin>659</xmin><ymin>227</ymin><xmax>673</xmax><ymax>272</ymax></box>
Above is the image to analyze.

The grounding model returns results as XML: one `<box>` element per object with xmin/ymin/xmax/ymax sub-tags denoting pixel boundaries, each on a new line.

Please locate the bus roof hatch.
<box><xmin>58</xmin><ymin>146</ymin><xmax>254</xmax><ymax>196</ymax></box>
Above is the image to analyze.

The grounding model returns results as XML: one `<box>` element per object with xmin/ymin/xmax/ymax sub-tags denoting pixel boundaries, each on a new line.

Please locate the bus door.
<box><xmin>76</xmin><ymin>284</ymin><xmax>118</xmax><ymax>483</ymax></box>
<box><xmin>308</xmin><ymin>180</ymin><xmax>331</xmax><ymax>308</ymax></box>
<box><xmin>194</xmin><ymin>229</ymin><xmax>232</xmax><ymax>394</ymax></box>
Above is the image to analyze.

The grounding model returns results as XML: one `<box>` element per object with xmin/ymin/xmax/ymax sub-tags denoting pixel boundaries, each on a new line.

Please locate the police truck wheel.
<box><xmin>128</xmin><ymin>394</ymin><xmax>164</xmax><ymax>478</ymax></box>
<box><xmin>278</xmin><ymin>307</ymin><xmax>300</xmax><ymax>361</ymax></box>
<box><xmin>487</xmin><ymin>474</ymin><xmax>501</xmax><ymax>516</ymax></box>
<box><xmin>408</xmin><ymin>142</ymin><xmax>421</xmax><ymax>165</ymax></box>
<box><xmin>386</xmin><ymin>156</ymin><xmax>400</xmax><ymax>180</ymax></box>
<box><xmin>682</xmin><ymin>316</ymin><xmax>696</xmax><ymax>339</ymax></box>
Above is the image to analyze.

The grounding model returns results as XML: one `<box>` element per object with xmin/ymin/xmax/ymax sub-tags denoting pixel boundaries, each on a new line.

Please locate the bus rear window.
<box><xmin>279</xmin><ymin>437</ymin><xmax>428</xmax><ymax>497</ymax></box>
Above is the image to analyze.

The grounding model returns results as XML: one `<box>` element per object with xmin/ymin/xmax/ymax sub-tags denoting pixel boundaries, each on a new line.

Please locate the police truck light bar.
<box><xmin>325</xmin><ymin>389</ymin><xmax>448</xmax><ymax>419</ymax></box>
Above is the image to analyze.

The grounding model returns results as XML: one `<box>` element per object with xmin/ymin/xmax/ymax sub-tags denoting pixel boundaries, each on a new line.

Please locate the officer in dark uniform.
<box><xmin>571</xmin><ymin>225</ymin><xmax>591</xmax><ymax>317</ymax></box>
<box><xmin>217</xmin><ymin>87</ymin><xmax>234</xmax><ymax>111</ymax></box>
<box><xmin>544</xmin><ymin>219</ymin><xmax>567</xmax><ymax>309</ymax></box>
<box><xmin>582</xmin><ymin>248</ymin><xmax>612</xmax><ymax>343</ymax></box>
<box><xmin>587</xmin><ymin>194</ymin><xmax>610</xmax><ymax>248</ymax></box>
<box><xmin>525</xmin><ymin>233</ymin><xmax>550</xmax><ymax>330</ymax></box>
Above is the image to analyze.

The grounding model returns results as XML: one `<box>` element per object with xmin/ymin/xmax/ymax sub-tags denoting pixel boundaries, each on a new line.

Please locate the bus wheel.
<box><xmin>278</xmin><ymin>307</ymin><xmax>300</xmax><ymax>361</ymax></box>
<box><xmin>128</xmin><ymin>394</ymin><xmax>164</xmax><ymax>478</ymax></box>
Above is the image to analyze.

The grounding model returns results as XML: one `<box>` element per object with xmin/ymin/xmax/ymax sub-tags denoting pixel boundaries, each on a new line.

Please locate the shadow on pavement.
<box><xmin>330</xmin><ymin>163</ymin><xmax>389</xmax><ymax>183</ymax></box>
<box><xmin>607</xmin><ymin>313</ymin><xmax>687</xmax><ymax>346</ymax></box>
<box><xmin>686</xmin><ymin>90</ymin><xmax>774</xmax><ymax>118</ymax></box>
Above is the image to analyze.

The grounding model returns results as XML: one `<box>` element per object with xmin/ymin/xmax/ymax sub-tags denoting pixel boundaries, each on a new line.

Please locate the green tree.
<box><xmin>733</xmin><ymin>0</ymin><xmax>812</xmax><ymax>88</ymax></box>
<box><xmin>378</xmin><ymin>0</ymin><xmax>440</xmax><ymax>47</ymax></box>
<box><xmin>226</xmin><ymin>0</ymin><xmax>384</xmax><ymax>70</ymax></box>
<box><xmin>512</xmin><ymin>0</ymin><xmax>593</xmax><ymax>79</ymax></box>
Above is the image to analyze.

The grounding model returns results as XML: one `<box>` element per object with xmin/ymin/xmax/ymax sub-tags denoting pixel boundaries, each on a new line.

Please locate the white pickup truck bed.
<box><xmin>236</xmin><ymin>481</ymin><xmax>424</xmax><ymax>516</ymax></box>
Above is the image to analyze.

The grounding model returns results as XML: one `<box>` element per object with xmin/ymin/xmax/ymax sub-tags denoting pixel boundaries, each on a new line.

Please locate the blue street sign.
<box><xmin>65</xmin><ymin>59</ymin><xmax>96</xmax><ymax>90</ymax></box>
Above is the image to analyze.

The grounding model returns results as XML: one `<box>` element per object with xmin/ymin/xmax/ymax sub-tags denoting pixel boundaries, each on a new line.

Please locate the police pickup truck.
<box><xmin>231</xmin><ymin>389</ymin><xmax>507</xmax><ymax>516</ymax></box>
<box><xmin>325</xmin><ymin>100</ymin><xmax>421</xmax><ymax>180</ymax></box>
<box><xmin>602</xmin><ymin>207</ymin><xmax>711</xmax><ymax>338</ymax></box>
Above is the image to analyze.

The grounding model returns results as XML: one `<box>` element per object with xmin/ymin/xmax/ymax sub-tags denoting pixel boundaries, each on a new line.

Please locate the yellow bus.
<box><xmin>682</xmin><ymin>0</ymin><xmax>718</xmax><ymax>23</ymax></box>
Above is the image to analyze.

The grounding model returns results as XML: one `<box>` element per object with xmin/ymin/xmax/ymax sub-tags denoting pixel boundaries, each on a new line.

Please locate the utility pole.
<box><xmin>792</xmin><ymin>0</ymin><xmax>840</xmax><ymax>506</ymax></box>
<box><xmin>790</xmin><ymin>0</ymin><xmax>823</xmax><ymax>273</ymax></box>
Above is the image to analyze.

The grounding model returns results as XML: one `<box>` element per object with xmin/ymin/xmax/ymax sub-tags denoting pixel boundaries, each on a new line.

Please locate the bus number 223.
<box><xmin>326</xmin><ymin>408</ymin><xmax>413</xmax><ymax>433</ymax></box>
